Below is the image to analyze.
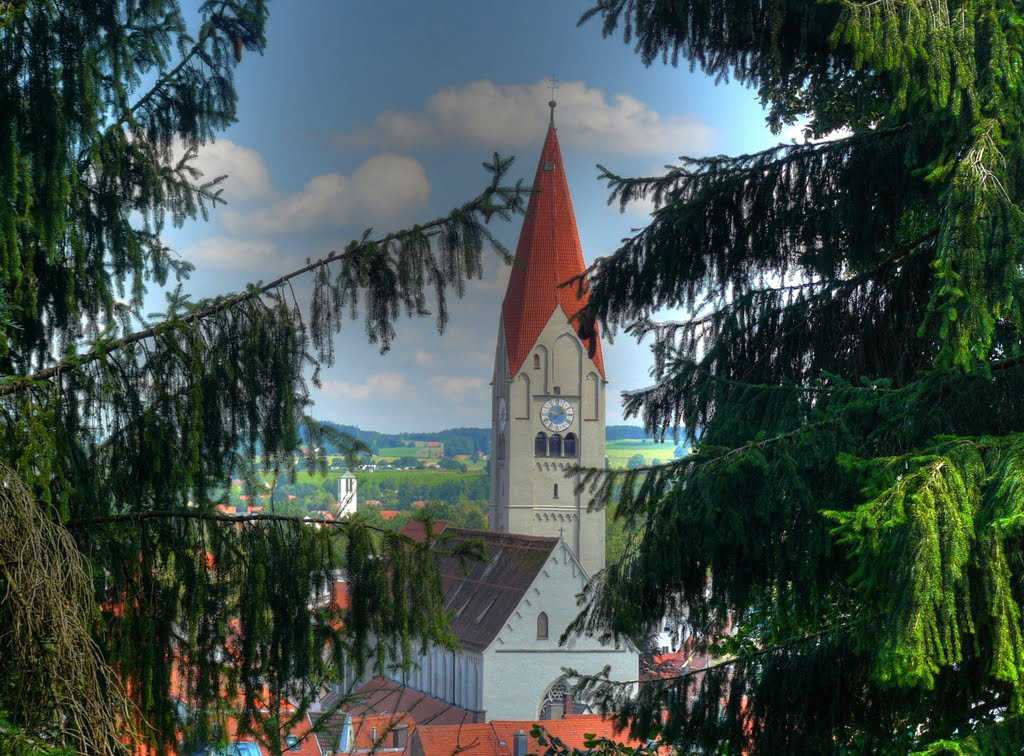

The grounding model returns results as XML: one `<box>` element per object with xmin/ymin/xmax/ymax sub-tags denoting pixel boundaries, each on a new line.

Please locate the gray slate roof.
<box><xmin>432</xmin><ymin>527</ymin><xmax>560</xmax><ymax>653</ymax></box>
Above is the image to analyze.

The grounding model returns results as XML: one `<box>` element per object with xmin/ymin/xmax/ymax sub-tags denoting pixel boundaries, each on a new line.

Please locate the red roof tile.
<box><xmin>311</xmin><ymin>711</ymin><xmax>416</xmax><ymax>754</ymax></box>
<box><xmin>401</xmin><ymin>520</ymin><xmax>449</xmax><ymax>543</ymax></box>
<box><xmin>413</xmin><ymin>715</ymin><xmax>646</xmax><ymax>755</ymax></box>
<box><xmin>328</xmin><ymin>676</ymin><xmax>482</xmax><ymax>727</ymax></box>
<box><xmin>501</xmin><ymin>125</ymin><xmax>604</xmax><ymax>378</ymax></box>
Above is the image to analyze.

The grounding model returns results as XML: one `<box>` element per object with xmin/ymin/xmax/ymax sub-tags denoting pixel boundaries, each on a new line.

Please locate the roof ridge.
<box><xmin>443</xmin><ymin>526</ymin><xmax>560</xmax><ymax>545</ymax></box>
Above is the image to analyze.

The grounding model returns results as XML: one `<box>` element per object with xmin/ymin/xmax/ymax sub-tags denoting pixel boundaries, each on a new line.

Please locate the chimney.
<box><xmin>563</xmin><ymin>694</ymin><xmax>574</xmax><ymax>718</ymax></box>
<box><xmin>513</xmin><ymin>730</ymin><xmax>528</xmax><ymax>756</ymax></box>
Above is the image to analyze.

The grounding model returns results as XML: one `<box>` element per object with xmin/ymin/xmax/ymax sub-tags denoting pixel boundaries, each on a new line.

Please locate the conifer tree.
<box><xmin>0</xmin><ymin>2</ymin><xmax>525</xmax><ymax>753</ymax></box>
<box><xmin>570</xmin><ymin>0</ymin><xmax>1024</xmax><ymax>751</ymax></box>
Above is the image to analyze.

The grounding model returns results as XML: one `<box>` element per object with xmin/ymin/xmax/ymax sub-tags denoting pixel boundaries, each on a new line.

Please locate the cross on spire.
<box><xmin>547</xmin><ymin>74</ymin><xmax>559</xmax><ymax>127</ymax></box>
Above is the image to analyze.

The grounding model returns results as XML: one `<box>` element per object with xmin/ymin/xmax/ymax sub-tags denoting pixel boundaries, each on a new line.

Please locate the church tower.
<box><xmin>491</xmin><ymin>104</ymin><xmax>607</xmax><ymax>576</ymax></box>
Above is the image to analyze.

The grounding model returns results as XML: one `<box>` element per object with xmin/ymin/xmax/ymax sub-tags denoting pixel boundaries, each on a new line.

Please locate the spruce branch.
<box><xmin>0</xmin><ymin>165</ymin><xmax>526</xmax><ymax>397</ymax></box>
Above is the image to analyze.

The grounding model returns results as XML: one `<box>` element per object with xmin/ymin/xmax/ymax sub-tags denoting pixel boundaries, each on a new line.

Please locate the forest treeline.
<box><xmin>315</xmin><ymin>421</ymin><xmax>650</xmax><ymax>456</ymax></box>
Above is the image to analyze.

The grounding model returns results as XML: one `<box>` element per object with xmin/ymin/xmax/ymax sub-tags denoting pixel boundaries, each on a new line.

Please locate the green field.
<box><xmin>292</xmin><ymin>468</ymin><xmax>485</xmax><ymax>486</ymax></box>
<box><xmin>605</xmin><ymin>438</ymin><xmax>682</xmax><ymax>468</ymax></box>
<box><xmin>375</xmin><ymin>444</ymin><xmax>445</xmax><ymax>460</ymax></box>
<box><xmin>376</xmin><ymin>446</ymin><xmax>422</xmax><ymax>458</ymax></box>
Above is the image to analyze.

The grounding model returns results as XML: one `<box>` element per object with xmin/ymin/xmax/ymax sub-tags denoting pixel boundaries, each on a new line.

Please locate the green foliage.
<box><xmin>572</xmin><ymin>0</ymin><xmax>1024</xmax><ymax>750</ymax></box>
<box><xmin>529</xmin><ymin>724</ymin><xmax>663</xmax><ymax>755</ymax></box>
<box><xmin>625</xmin><ymin>453</ymin><xmax>647</xmax><ymax>470</ymax></box>
<box><xmin>0</xmin><ymin>2</ymin><xmax>527</xmax><ymax>752</ymax></box>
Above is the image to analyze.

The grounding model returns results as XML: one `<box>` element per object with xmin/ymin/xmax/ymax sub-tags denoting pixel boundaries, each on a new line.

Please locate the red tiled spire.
<box><xmin>501</xmin><ymin>123</ymin><xmax>605</xmax><ymax>378</ymax></box>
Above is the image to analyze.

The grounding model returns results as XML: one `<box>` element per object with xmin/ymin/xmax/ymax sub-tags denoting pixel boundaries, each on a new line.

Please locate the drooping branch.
<box><xmin>0</xmin><ymin>159</ymin><xmax>526</xmax><ymax>397</ymax></box>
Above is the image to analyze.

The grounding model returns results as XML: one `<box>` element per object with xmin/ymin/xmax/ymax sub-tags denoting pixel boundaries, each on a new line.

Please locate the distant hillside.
<box><xmin>318</xmin><ymin>423</ymin><xmax>491</xmax><ymax>456</ymax></box>
<box><xmin>315</xmin><ymin>422</ymin><xmax>651</xmax><ymax>455</ymax></box>
<box><xmin>605</xmin><ymin>425</ymin><xmax>648</xmax><ymax>441</ymax></box>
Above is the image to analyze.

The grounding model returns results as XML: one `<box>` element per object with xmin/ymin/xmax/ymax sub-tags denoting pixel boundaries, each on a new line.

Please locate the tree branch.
<box><xmin>0</xmin><ymin>183</ymin><xmax>513</xmax><ymax>397</ymax></box>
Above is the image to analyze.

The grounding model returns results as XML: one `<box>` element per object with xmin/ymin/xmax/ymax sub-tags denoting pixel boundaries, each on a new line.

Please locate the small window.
<box><xmin>285</xmin><ymin>735</ymin><xmax>301</xmax><ymax>751</ymax></box>
<box><xmin>564</xmin><ymin>433</ymin><xmax>577</xmax><ymax>457</ymax></box>
<box><xmin>549</xmin><ymin>433</ymin><xmax>562</xmax><ymax>457</ymax></box>
<box><xmin>535</xmin><ymin>432</ymin><xmax>547</xmax><ymax>457</ymax></box>
<box><xmin>553</xmin><ymin>483</ymin><xmax>559</xmax><ymax>499</ymax></box>
<box><xmin>544</xmin><ymin>160</ymin><xmax>554</xmax><ymax>172</ymax></box>
<box><xmin>393</xmin><ymin>727</ymin><xmax>408</xmax><ymax>748</ymax></box>
<box><xmin>537</xmin><ymin>611</ymin><xmax>549</xmax><ymax>639</ymax></box>
<box><xmin>553</xmin><ymin>386</ymin><xmax>561</xmax><ymax>395</ymax></box>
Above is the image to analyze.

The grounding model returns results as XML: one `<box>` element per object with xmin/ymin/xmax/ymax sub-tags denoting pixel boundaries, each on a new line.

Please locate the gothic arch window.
<box><xmin>553</xmin><ymin>483</ymin><xmax>559</xmax><ymax>499</ymax></box>
<box><xmin>564</xmin><ymin>433</ymin><xmax>577</xmax><ymax>457</ymax></box>
<box><xmin>549</xmin><ymin>433</ymin><xmax>562</xmax><ymax>457</ymax></box>
<box><xmin>539</xmin><ymin>677</ymin><xmax>590</xmax><ymax>720</ymax></box>
<box><xmin>533</xmin><ymin>353</ymin><xmax>541</xmax><ymax>369</ymax></box>
<box><xmin>537</xmin><ymin>612</ymin><xmax>549</xmax><ymax>640</ymax></box>
<box><xmin>535</xmin><ymin>432</ymin><xmax>547</xmax><ymax>457</ymax></box>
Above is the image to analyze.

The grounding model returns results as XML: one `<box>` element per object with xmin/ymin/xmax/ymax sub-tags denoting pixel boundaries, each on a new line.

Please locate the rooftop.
<box><xmin>501</xmin><ymin>124</ymin><xmax>605</xmax><ymax>378</ymax></box>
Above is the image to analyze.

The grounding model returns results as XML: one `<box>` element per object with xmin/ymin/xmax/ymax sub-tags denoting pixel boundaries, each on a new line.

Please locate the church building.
<box><xmin>490</xmin><ymin>102</ymin><xmax>607</xmax><ymax>577</ymax></box>
<box><xmin>331</xmin><ymin>105</ymin><xmax>635</xmax><ymax>727</ymax></box>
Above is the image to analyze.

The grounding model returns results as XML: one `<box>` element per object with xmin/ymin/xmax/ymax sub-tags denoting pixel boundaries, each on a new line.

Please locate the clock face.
<box><xmin>498</xmin><ymin>397</ymin><xmax>507</xmax><ymax>431</ymax></box>
<box><xmin>540</xmin><ymin>398</ymin><xmax>574</xmax><ymax>432</ymax></box>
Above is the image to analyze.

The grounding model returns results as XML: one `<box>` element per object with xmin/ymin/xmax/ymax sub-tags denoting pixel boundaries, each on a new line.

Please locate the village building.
<box><xmin>337</xmin><ymin>471</ymin><xmax>358</xmax><ymax>517</ymax></box>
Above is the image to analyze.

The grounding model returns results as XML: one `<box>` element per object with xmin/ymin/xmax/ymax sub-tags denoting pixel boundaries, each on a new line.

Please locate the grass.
<box><xmin>292</xmin><ymin>468</ymin><xmax>486</xmax><ymax>487</ymax></box>
<box><xmin>377</xmin><ymin>446</ymin><xmax>444</xmax><ymax>459</ymax></box>
<box><xmin>605</xmin><ymin>439</ymin><xmax>682</xmax><ymax>468</ymax></box>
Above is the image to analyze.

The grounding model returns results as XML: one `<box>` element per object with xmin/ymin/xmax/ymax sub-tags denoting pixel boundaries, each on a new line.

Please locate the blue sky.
<box><xmin>158</xmin><ymin>0</ymin><xmax>796</xmax><ymax>433</ymax></box>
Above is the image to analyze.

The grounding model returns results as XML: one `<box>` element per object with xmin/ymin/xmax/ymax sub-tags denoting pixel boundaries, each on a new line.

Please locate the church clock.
<box><xmin>498</xmin><ymin>396</ymin><xmax>507</xmax><ymax>431</ymax></box>
<box><xmin>540</xmin><ymin>398</ymin><xmax>574</xmax><ymax>432</ymax></box>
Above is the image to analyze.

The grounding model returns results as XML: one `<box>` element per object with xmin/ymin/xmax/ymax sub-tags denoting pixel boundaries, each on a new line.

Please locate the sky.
<box><xmin>157</xmin><ymin>0</ymin><xmax>798</xmax><ymax>434</ymax></box>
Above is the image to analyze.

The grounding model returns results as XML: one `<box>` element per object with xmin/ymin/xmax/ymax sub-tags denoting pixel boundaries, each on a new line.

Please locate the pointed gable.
<box><xmin>501</xmin><ymin>125</ymin><xmax>605</xmax><ymax>378</ymax></box>
<box><xmin>434</xmin><ymin>528</ymin><xmax>559</xmax><ymax>652</ymax></box>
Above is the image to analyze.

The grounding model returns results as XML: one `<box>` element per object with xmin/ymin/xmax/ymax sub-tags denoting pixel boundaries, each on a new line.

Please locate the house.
<box><xmin>311</xmin><ymin>711</ymin><xmax>415</xmax><ymax>755</ymax></box>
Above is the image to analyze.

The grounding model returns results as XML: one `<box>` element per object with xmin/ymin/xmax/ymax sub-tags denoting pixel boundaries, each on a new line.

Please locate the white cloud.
<box><xmin>182</xmin><ymin>236</ymin><xmax>277</xmax><ymax>271</ymax></box>
<box><xmin>175</xmin><ymin>138</ymin><xmax>272</xmax><ymax>202</ymax></box>
<box><xmin>224</xmin><ymin>154</ymin><xmax>429</xmax><ymax>234</ymax></box>
<box><xmin>431</xmin><ymin>375</ymin><xmax>488</xmax><ymax>402</ymax></box>
<box><xmin>778</xmin><ymin>120</ymin><xmax>854</xmax><ymax>144</ymax></box>
<box><xmin>619</xmin><ymin>194</ymin><xmax>658</xmax><ymax>220</ymax></box>
<box><xmin>320</xmin><ymin>372</ymin><xmax>408</xmax><ymax>401</ymax></box>
<box><xmin>412</xmin><ymin>348</ymin><xmax>439</xmax><ymax>368</ymax></box>
<box><xmin>341</xmin><ymin>79</ymin><xmax>716</xmax><ymax>156</ymax></box>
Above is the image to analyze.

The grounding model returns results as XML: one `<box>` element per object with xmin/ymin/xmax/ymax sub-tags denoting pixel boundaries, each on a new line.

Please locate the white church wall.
<box><xmin>481</xmin><ymin>543</ymin><xmax>637</xmax><ymax>720</ymax></box>
<box><xmin>395</xmin><ymin>644</ymin><xmax>484</xmax><ymax>713</ymax></box>
<box><xmin>496</xmin><ymin>308</ymin><xmax>607</xmax><ymax>574</ymax></box>
<box><xmin>552</xmin><ymin>332</ymin><xmax>582</xmax><ymax>396</ymax></box>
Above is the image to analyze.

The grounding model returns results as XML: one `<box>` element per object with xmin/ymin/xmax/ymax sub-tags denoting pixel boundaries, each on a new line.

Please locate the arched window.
<box><xmin>549</xmin><ymin>433</ymin><xmax>562</xmax><ymax>457</ymax></box>
<box><xmin>537</xmin><ymin>611</ymin><xmax>549</xmax><ymax>640</ymax></box>
<box><xmin>533</xmin><ymin>353</ymin><xmax>541</xmax><ymax>369</ymax></box>
<box><xmin>553</xmin><ymin>483</ymin><xmax>559</xmax><ymax>499</ymax></box>
<box><xmin>535</xmin><ymin>432</ymin><xmax>547</xmax><ymax>456</ymax></box>
<box><xmin>539</xmin><ymin>677</ymin><xmax>590</xmax><ymax>720</ymax></box>
<box><xmin>564</xmin><ymin>433</ymin><xmax>577</xmax><ymax>457</ymax></box>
